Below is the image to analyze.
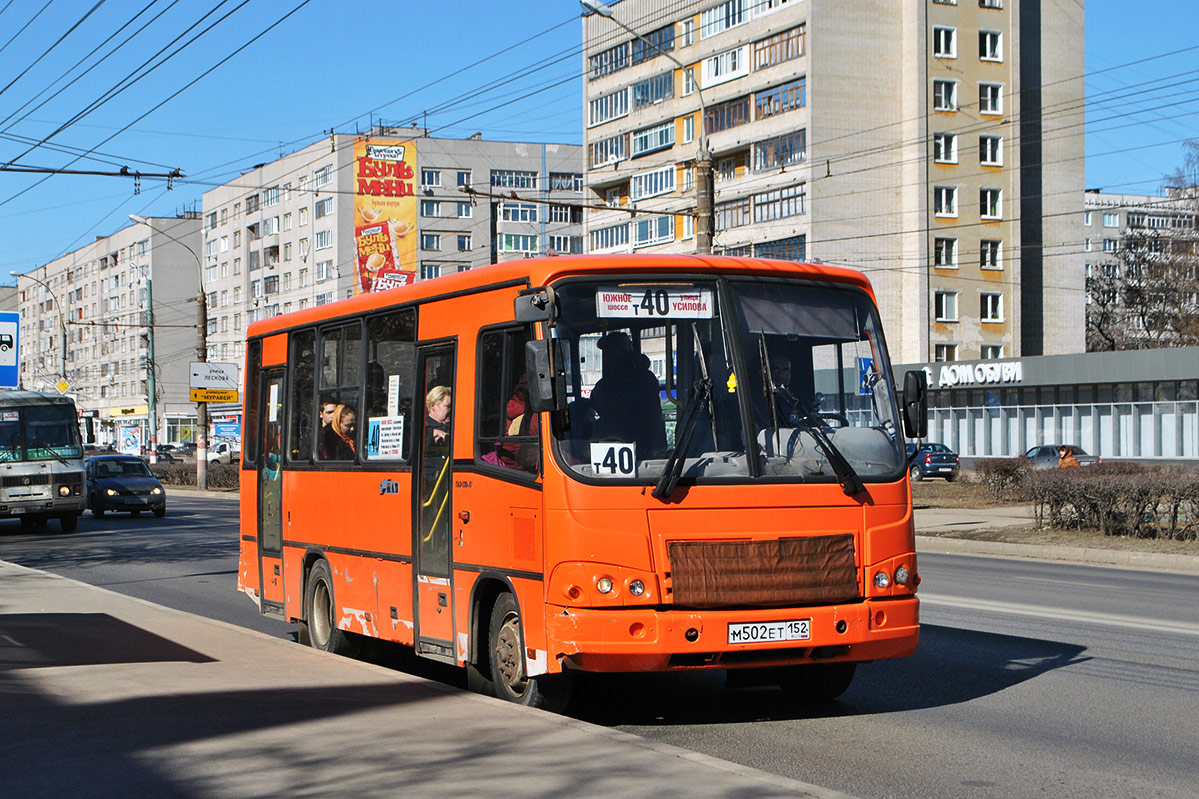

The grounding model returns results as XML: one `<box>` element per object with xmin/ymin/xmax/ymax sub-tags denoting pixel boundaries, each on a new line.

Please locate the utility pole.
<box><xmin>580</xmin><ymin>0</ymin><xmax>714</xmax><ymax>255</ymax></box>
<box><xmin>144</xmin><ymin>271</ymin><xmax>158</xmax><ymax>464</ymax></box>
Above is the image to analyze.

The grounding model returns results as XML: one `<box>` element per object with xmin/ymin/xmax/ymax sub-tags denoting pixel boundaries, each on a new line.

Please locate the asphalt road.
<box><xmin>3</xmin><ymin>495</ymin><xmax>1196</xmax><ymax>799</ymax></box>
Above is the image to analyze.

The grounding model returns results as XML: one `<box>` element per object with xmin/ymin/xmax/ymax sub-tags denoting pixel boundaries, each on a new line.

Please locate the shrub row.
<box><xmin>974</xmin><ymin>459</ymin><xmax>1199</xmax><ymax>540</ymax></box>
<box><xmin>149</xmin><ymin>462</ymin><xmax>240</xmax><ymax>490</ymax></box>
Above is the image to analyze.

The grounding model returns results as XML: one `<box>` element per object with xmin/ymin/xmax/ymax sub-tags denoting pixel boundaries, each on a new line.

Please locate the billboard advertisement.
<box><xmin>353</xmin><ymin>138</ymin><xmax>418</xmax><ymax>294</ymax></box>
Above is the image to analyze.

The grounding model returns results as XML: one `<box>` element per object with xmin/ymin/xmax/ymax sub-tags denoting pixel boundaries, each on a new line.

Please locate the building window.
<box><xmin>589</xmin><ymin>42</ymin><xmax>629</xmax><ymax>79</ymax></box>
<box><xmin>631</xmin><ymin>121</ymin><xmax>675</xmax><ymax>157</ymax></box>
<box><xmin>421</xmin><ymin>169</ymin><xmax>441</xmax><ymax>187</ymax></box>
<box><xmin>457</xmin><ymin>234</ymin><xmax>471</xmax><ymax>252</ymax></box>
<box><xmin>980</xmin><ymin>0</ymin><xmax>1002</xmax><ymax>9</ymax></box>
<box><xmin>979</xmin><ymin>135</ymin><xmax>1002</xmax><ymax>166</ymax></box>
<box><xmin>754</xmin><ymin>25</ymin><xmax>805</xmax><ymax>69</ymax></box>
<box><xmin>316</xmin><ymin>260</ymin><xmax>334</xmax><ymax>282</ymax></box>
<box><xmin>491</xmin><ymin>169</ymin><xmax>538</xmax><ymax>189</ymax></box>
<box><xmin>205</xmin><ymin>212</ymin><xmax>217</xmax><ymax>230</ymax></box>
<box><xmin>630</xmin><ymin>165</ymin><xmax>676</xmax><ymax>200</ymax></box>
<box><xmin>1084</xmin><ymin>211</ymin><xmax>1092</xmax><ymax>226</ymax></box>
<box><xmin>457</xmin><ymin>202</ymin><xmax>472</xmax><ymax>218</ymax></box>
<box><xmin>753</xmin><ymin>129</ymin><xmax>806</xmax><ymax>171</ymax></box>
<box><xmin>703</xmin><ymin>45</ymin><xmax>749</xmax><ymax>87</ymax></box>
<box><xmin>934</xmin><ymin>343</ymin><xmax>957</xmax><ymax>362</ymax></box>
<box><xmin>421</xmin><ymin>233</ymin><xmax>441</xmax><ymax>251</ymax></box>
<box><xmin>755</xmin><ymin>77</ymin><xmax>805</xmax><ymax>119</ymax></box>
<box><xmin>283</xmin><ymin>212</ymin><xmax>292</xmax><ymax>231</ymax></box>
<box><xmin>980</xmin><ymin>344</ymin><xmax>1004</xmax><ymax>359</ymax></box>
<box><xmin>979</xmin><ymin>82</ymin><xmax>1003</xmax><ymax>114</ymax></box>
<box><xmin>979</xmin><ymin>30</ymin><xmax>1002</xmax><ymax>61</ymax></box>
<box><xmin>264</xmin><ymin>186</ymin><xmax>280</xmax><ymax>207</ymax></box>
<box><xmin>589</xmin><ymin>132</ymin><xmax>627</xmax><ymax>168</ymax></box>
<box><xmin>981</xmin><ymin>239</ymin><xmax>1002</xmax><ymax>269</ymax></box>
<box><xmin>548</xmin><ymin>234</ymin><xmax>582</xmax><ymax>254</ymax></box>
<box><xmin>704</xmin><ymin>94</ymin><xmax>751</xmax><ymax>134</ymax></box>
<box><xmin>1084</xmin><ymin>237</ymin><xmax>1092</xmax><ymax>252</ymax></box>
<box><xmin>934</xmin><ymin>237</ymin><xmax>958</xmax><ymax>268</ymax></box>
<box><xmin>501</xmin><ymin>202</ymin><xmax>538</xmax><ymax>223</ymax></box>
<box><xmin>980</xmin><ymin>292</ymin><xmax>1003</xmax><ymax>322</ymax></box>
<box><xmin>630</xmin><ymin>23</ymin><xmax>674</xmax><ymax>65</ymax></box>
<box><xmin>549</xmin><ymin>172</ymin><xmax>583</xmax><ymax>191</ymax></box>
<box><xmin>548</xmin><ymin>204</ymin><xmax>581</xmax><ymax>223</ymax></box>
<box><xmin>934</xmin><ymin>186</ymin><xmax>958</xmax><ymax>217</ymax></box>
<box><xmin>753</xmin><ymin>235</ymin><xmax>805</xmax><ymax>261</ymax></box>
<box><xmin>588</xmin><ymin>87</ymin><xmax>630</xmax><ymax>127</ymax></box>
<box><xmin>313</xmin><ymin>230</ymin><xmax>331</xmax><ymax>250</ymax></box>
<box><xmin>315</xmin><ymin>166</ymin><xmax>332</xmax><ymax>188</ymax></box>
<box><xmin>457</xmin><ymin>170</ymin><xmax>471</xmax><ymax>187</ymax></box>
<box><xmin>701</xmin><ymin>0</ymin><xmax>746</xmax><ymax>38</ymax></box>
<box><xmin>933</xmin><ymin>132</ymin><xmax>957</xmax><ymax>163</ymax></box>
<box><xmin>590</xmin><ymin>223</ymin><xmax>629</xmax><ymax>252</ymax></box>
<box><xmin>314</xmin><ymin>198</ymin><xmax>333</xmax><ymax>219</ymax></box>
<box><xmin>606</xmin><ymin>187</ymin><xmax>622</xmax><ymax>208</ymax></box>
<box><xmin>245</xmin><ymin>193</ymin><xmax>260</xmax><ymax>213</ymax></box>
<box><xmin>682</xmin><ymin>114</ymin><xmax>695</xmax><ymax>144</ymax></box>
<box><xmin>632</xmin><ymin>215</ymin><xmax>673</xmax><ymax>248</ymax></box>
<box><xmin>1103</xmin><ymin>238</ymin><xmax>1118</xmax><ymax>253</ymax></box>
<box><xmin>421</xmin><ymin>200</ymin><xmax>441</xmax><ymax>217</ymax></box>
<box><xmin>933</xmin><ymin>26</ymin><xmax>956</xmax><ymax>58</ymax></box>
<box><xmin>933</xmin><ymin>80</ymin><xmax>958</xmax><ymax>111</ymax></box>
<box><xmin>935</xmin><ymin>291</ymin><xmax>958</xmax><ymax>322</ymax></box>
<box><xmin>498</xmin><ymin>233</ymin><xmax>539</xmax><ymax>253</ymax></box>
<box><xmin>631</xmin><ymin>72</ymin><xmax>674</xmax><ymax>109</ymax></box>
<box><xmin>980</xmin><ymin>188</ymin><xmax>1002</xmax><ymax>219</ymax></box>
<box><xmin>299</xmin><ymin>207</ymin><xmax>308</xmax><ymax>226</ymax></box>
<box><xmin>752</xmin><ymin>184</ymin><xmax>806</xmax><ymax>222</ymax></box>
<box><xmin>715</xmin><ymin>197</ymin><xmax>751</xmax><ymax>231</ymax></box>
<box><xmin>1103</xmin><ymin>212</ymin><xmax>1119</xmax><ymax>227</ymax></box>
<box><xmin>717</xmin><ymin>156</ymin><xmax>737</xmax><ymax>182</ymax></box>
<box><xmin>678</xmin><ymin>17</ymin><xmax>694</xmax><ymax>47</ymax></box>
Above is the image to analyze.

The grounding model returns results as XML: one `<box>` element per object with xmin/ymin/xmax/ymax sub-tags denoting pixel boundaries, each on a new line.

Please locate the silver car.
<box><xmin>1022</xmin><ymin>445</ymin><xmax>1100</xmax><ymax>469</ymax></box>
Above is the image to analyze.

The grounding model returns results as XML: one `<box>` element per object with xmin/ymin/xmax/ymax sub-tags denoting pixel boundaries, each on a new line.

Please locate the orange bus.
<box><xmin>238</xmin><ymin>254</ymin><xmax>927</xmax><ymax>710</ymax></box>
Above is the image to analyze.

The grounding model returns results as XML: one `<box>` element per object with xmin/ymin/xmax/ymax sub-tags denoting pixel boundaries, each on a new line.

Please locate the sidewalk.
<box><xmin>915</xmin><ymin>505</ymin><xmax>1199</xmax><ymax>573</ymax></box>
<box><xmin>0</xmin><ymin>560</ymin><xmax>852</xmax><ymax>799</ymax></box>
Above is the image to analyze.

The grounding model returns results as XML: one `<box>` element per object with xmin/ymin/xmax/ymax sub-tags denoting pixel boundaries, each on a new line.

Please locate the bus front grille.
<box><xmin>667</xmin><ymin>535</ymin><xmax>859</xmax><ymax>608</ymax></box>
<box><xmin>2</xmin><ymin>474</ymin><xmax>50</xmax><ymax>487</ymax></box>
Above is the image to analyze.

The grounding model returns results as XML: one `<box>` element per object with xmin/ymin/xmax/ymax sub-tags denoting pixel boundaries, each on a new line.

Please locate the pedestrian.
<box><xmin>1057</xmin><ymin>445</ymin><xmax>1080</xmax><ymax>468</ymax></box>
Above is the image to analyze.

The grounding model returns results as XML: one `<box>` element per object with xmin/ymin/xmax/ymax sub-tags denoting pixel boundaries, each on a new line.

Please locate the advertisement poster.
<box><xmin>119</xmin><ymin>425</ymin><xmax>142</xmax><ymax>455</ymax></box>
<box><xmin>353</xmin><ymin>138</ymin><xmax>419</xmax><ymax>294</ymax></box>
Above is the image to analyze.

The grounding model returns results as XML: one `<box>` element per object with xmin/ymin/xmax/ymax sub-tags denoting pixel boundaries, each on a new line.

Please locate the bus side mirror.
<box><xmin>902</xmin><ymin>370</ymin><xmax>928</xmax><ymax>439</ymax></box>
<box><xmin>526</xmin><ymin>339</ymin><xmax>566</xmax><ymax>413</ymax></box>
<box><xmin>514</xmin><ymin>286</ymin><xmax>557</xmax><ymax>323</ymax></box>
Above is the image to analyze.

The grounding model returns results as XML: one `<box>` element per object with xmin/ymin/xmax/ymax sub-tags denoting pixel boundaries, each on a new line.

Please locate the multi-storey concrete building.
<box><xmin>199</xmin><ymin>130</ymin><xmax>584</xmax><ymax>372</ymax></box>
<box><xmin>581</xmin><ymin>0</ymin><xmax>1085</xmax><ymax>363</ymax></box>
<box><xmin>12</xmin><ymin>215</ymin><xmax>202</xmax><ymax>448</ymax></box>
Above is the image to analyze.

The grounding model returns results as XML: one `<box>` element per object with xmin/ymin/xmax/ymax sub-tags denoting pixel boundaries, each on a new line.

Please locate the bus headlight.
<box><xmin>894</xmin><ymin>566</ymin><xmax>911</xmax><ymax>586</ymax></box>
<box><xmin>873</xmin><ymin>570</ymin><xmax>891</xmax><ymax>589</ymax></box>
<box><xmin>58</xmin><ymin>485</ymin><xmax>71</xmax><ymax>497</ymax></box>
<box><xmin>596</xmin><ymin>576</ymin><xmax>614</xmax><ymax>594</ymax></box>
<box><xmin>628</xmin><ymin>579</ymin><xmax>645</xmax><ymax>597</ymax></box>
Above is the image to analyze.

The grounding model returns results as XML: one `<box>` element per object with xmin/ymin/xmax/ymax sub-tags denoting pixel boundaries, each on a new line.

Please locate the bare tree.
<box><xmin>1086</xmin><ymin>141</ymin><xmax>1199</xmax><ymax>350</ymax></box>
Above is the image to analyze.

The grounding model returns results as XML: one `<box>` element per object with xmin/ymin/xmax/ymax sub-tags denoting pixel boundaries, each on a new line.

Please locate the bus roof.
<box><xmin>246</xmin><ymin>254</ymin><xmax>876</xmax><ymax>340</ymax></box>
<box><xmin>0</xmin><ymin>390</ymin><xmax>76</xmax><ymax>407</ymax></box>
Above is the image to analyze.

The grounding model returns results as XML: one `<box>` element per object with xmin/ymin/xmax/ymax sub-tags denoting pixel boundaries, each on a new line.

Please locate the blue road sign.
<box><xmin>0</xmin><ymin>311</ymin><xmax>19</xmax><ymax>390</ymax></box>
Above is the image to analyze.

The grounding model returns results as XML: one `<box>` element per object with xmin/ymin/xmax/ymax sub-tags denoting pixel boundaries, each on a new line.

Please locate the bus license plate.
<box><xmin>728</xmin><ymin>619</ymin><xmax>811</xmax><ymax>645</ymax></box>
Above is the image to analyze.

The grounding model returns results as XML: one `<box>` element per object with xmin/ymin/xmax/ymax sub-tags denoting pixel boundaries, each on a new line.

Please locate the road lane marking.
<box><xmin>919</xmin><ymin>593</ymin><xmax>1199</xmax><ymax>637</ymax></box>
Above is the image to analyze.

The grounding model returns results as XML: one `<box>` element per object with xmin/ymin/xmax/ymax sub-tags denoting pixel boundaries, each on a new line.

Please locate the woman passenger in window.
<box><xmin>326</xmin><ymin>404</ymin><xmax>357</xmax><ymax>460</ymax></box>
<box><xmin>425</xmin><ymin>386</ymin><xmax>451</xmax><ymax>448</ymax></box>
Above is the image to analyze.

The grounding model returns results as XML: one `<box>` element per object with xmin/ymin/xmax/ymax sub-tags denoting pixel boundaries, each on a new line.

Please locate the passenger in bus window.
<box><xmin>317</xmin><ymin>396</ymin><xmax>337</xmax><ymax>459</ymax></box>
<box><xmin>768</xmin><ymin>353</ymin><xmax>803</xmax><ymax>426</ymax></box>
<box><xmin>590</xmin><ymin>332</ymin><xmax>667</xmax><ymax>459</ymax></box>
<box><xmin>425</xmin><ymin>386</ymin><xmax>451</xmax><ymax>447</ymax></box>
<box><xmin>325</xmin><ymin>404</ymin><xmax>357</xmax><ymax>460</ymax></box>
<box><xmin>499</xmin><ymin>376</ymin><xmax>539</xmax><ymax>473</ymax></box>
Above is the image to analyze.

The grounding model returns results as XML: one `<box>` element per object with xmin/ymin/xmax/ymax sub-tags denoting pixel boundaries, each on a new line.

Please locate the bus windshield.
<box><xmin>551</xmin><ymin>278</ymin><xmax>904</xmax><ymax>485</ymax></box>
<box><xmin>0</xmin><ymin>404</ymin><xmax>83</xmax><ymax>462</ymax></box>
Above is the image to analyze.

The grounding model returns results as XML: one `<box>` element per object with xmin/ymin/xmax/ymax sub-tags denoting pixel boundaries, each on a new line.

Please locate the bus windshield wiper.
<box><xmin>786</xmin><ymin>405</ymin><xmax>864</xmax><ymax>497</ymax></box>
<box><xmin>654</xmin><ymin>323</ymin><xmax>714</xmax><ymax>501</ymax></box>
<box><xmin>35</xmin><ymin>439</ymin><xmax>71</xmax><ymax>467</ymax></box>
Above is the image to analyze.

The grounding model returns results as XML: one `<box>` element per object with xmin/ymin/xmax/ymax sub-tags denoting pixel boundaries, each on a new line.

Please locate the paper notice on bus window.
<box><xmin>596</xmin><ymin>287</ymin><xmax>715</xmax><ymax>320</ymax></box>
<box><xmin>1</xmin><ymin>411</ymin><xmax>16</xmax><ymax>422</ymax></box>
<box><xmin>366</xmin><ymin>416</ymin><xmax>405</xmax><ymax>458</ymax></box>
<box><xmin>268</xmin><ymin>384</ymin><xmax>279</xmax><ymax>422</ymax></box>
<box><xmin>387</xmin><ymin>374</ymin><xmax>400</xmax><ymax>417</ymax></box>
<box><xmin>590</xmin><ymin>442</ymin><xmax>637</xmax><ymax>477</ymax></box>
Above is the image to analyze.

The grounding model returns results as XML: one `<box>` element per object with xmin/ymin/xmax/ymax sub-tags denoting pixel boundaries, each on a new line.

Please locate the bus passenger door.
<box><xmin>413</xmin><ymin>345</ymin><xmax>456</xmax><ymax>662</ymax></box>
<box><xmin>257</xmin><ymin>368</ymin><xmax>286</xmax><ymax>617</ymax></box>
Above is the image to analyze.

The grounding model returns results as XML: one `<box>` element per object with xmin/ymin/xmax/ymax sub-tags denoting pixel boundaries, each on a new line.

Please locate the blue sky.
<box><xmin>0</xmin><ymin>0</ymin><xmax>1195</xmax><ymax>281</ymax></box>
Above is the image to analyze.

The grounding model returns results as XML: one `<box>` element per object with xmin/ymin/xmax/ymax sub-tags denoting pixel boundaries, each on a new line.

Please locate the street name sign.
<box><xmin>190</xmin><ymin>361</ymin><xmax>239</xmax><ymax>403</ymax></box>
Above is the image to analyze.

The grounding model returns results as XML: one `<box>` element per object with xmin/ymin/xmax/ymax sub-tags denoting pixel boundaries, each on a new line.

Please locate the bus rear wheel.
<box><xmin>304</xmin><ymin>559</ymin><xmax>360</xmax><ymax>657</ymax></box>
<box><xmin>487</xmin><ymin>593</ymin><xmax>570</xmax><ymax>712</ymax></box>
<box><xmin>776</xmin><ymin>662</ymin><xmax>857</xmax><ymax>702</ymax></box>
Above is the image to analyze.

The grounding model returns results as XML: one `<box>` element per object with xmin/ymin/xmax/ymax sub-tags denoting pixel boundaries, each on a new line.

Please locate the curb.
<box><xmin>916</xmin><ymin>534</ymin><xmax>1199</xmax><ymax>574</ymax></box>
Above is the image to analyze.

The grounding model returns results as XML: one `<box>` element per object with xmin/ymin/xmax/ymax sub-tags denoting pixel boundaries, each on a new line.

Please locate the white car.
<box><xmin>209</xmin><ymin>441</ymin><xmax>239</xmax><ymax>465</ymax></box>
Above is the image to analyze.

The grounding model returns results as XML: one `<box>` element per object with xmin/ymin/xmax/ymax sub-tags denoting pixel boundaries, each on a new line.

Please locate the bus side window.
<box><xmin>244</xmin><ymin>339</ymin><xmax>262</xmax><ymax>467</ymax></box>
<box><xmin>363</xmin><ymin>309</ymin><xmax>417</xmax><ymax>462</ymax></box>
<box><xmin>317</xmin><ymin>323</ymin><xmax>362</xmax><ymax>462</ymax></box>
<box><xmin>288</xmin><ymin>329</ymin><xmax>315</xmax><ymax>461</ymax></box>
<box><xmin>476</xmin><ymin>326</ymin><xmax>539</xmax><ymax>475</ymax></box>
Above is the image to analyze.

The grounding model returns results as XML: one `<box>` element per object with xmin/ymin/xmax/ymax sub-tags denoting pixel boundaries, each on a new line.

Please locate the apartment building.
<box><xmin>12</xmin><ymin>215</ymin><xmax>202</xmax><ymax>447</ymax></box>
<box><xmin>581</xmin><ymin>0</ymin><xmax>1085</xmax><ymax>363</ymax></box>
<box><xmin>199</xmin><ymin>130</ymin><xmax>584</xmax><ymax>370</ymax></box>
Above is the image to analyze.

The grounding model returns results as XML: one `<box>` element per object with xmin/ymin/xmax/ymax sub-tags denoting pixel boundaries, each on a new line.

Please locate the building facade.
<box><xmin>581</xmin><ymin>0</ymin><xmax>1085</xmax><ymax>364</ymax></box>
<box><xmin>12</xmin><ymin>215</ymin><xmax>203</xmax><ymax>448</ymax></box>
<box><xmin>198</xmin><ymin>130</ymin><xmax>584</xmax><ymax>371</ymax></box>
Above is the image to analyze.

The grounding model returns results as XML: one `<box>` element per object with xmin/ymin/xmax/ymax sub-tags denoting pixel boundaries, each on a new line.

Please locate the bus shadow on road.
<box><xmin>567</xmin><ymin>623</ymin><xmax>1089</xmax><ymax>725</ymax></box>
<box><xmin>0</xmin><ymin>612</ymin><xmax>216</xmax><ymax>670</ymax></box>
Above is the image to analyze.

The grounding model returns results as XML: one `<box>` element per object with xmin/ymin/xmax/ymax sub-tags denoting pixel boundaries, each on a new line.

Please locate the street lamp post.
<box><xmin>580</xmin><ymin>0</ymin><xmax>714</xmax><ymax>254</ymax></box>
<box><xmin>10</xmin><ymin>269</ymin><xmax>67</xmax><ymax>386</ymax></box>
<box><xmin>129</xmin><ymin>214</ymin><xmax>210</xmax><ymax>489</ymax></box>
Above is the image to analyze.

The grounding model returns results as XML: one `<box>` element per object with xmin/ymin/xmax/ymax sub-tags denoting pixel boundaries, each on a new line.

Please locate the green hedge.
<box><xmin>149</xmin><ymin>462</ymin><xmax>240</xmax><ymax>490</ymax></box>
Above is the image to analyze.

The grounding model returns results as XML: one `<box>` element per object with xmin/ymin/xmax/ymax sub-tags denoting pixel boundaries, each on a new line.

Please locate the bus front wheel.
<box><xmin>487</xmin><ymin>593</ymin><xmax>571</xmax><ymax>712</ymax></box>
<box><xmin>59</xmin><ymin>513</ymin><xmax>78</xmax><ymax>533</ymax></box>
<box><xmin>776</xmin><ymin>662</ymin><xmax>857</xmax><ymax>702</ymax></box>
<box><xmin>304</xmin><ymin>559</ymin><xmax>360</xmax><ymax>657</ymax></box>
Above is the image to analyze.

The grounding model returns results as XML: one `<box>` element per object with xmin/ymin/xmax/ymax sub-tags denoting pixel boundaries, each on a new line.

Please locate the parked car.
<box><xmin>1022</xmin><ymin>444</ymin><xmax>1100</xmax><ymax>469</ymax></box>
<box><xmin>85</xmin><ymin>455</ymin><xmax>166</xmax><ymax>517</ymax></box>
<box><xmin>148</xmin><ymin>447</ymin><xmax>180</xmax><ymax>463</ymax></box>
<box><xmin>208</xmin><ymin>440</ymin><xmax>239</xmax><ymax>465</ymax></box>
<box><xmin>906</xmin><ymin>442</ymin><xmax>960</xmax><ymax>482</ymax></box>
